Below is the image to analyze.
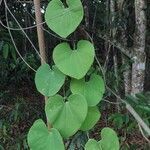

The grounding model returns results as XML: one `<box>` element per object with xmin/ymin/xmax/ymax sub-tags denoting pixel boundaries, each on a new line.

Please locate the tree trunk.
<box><xmin>110</xmin><ymin>0</ymin><xmax>120</xmax><ymax>111</ymax></box>
<box><xmin>33</xmin><ymin>0</ymin><xmax>47</xmax><ymax>64</ymax></box>
<box><xmin>33</xmin><ymin>0</ymin><xmax>50</xmax><ymax>128</ymax></box>
<box><xmin>117</xmin><ymin>0</ymin><xmax>132</xmax><ymax>95</ymax></box>
<box><xmin>131</xmin><ymin>0</ymin><xmax>146</xmax><ymax>95</ymax></box>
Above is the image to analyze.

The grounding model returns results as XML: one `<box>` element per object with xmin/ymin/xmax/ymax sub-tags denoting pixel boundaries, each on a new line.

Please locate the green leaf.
<box><xmin>10</xmin><ymin>45</ymin><xmax>16</xmax><ymax>61</ymax></box>
<box><xmin>108</xmin><ymin>113</ymin><xmax>124</xmax><ymax>129</ymax></box>
<box><xmin>85</xmin><ymin>128</ymin><xmax>119</xmax><ymax>150</ymax></box>
<box><xmin>85</xmin><ymin>139</ymin><xmax>102</xmax><ymax>150</ymax></box>
<box><xmin>45</xmin><ymin>0</ymin><xmax>83</xmax><ymax>38</ymax></box>
<box><xmin>45</xmin><ymin>94</ymin><xmax>88</xmax><ymax>138</ymax></box>
<box><xmin>100</xmin><ymin>128</ymin><xmax>120</xmax><ymax>150</ymax></box>
<box><xmin>27</xmin><ymin>119</ymin><xmax>65</xmax><ymax>150</ymax></box>
<box><xmin>137</xmin><ymin>105</ymin><xmax>150</xmax><ymax>113</ymax></box>
<box><xmin>2</xmin><ymin>43</ymin><xmax>9</xmax><ymax>59</ymax></box>
<box><xmin>53</xmin><ymin>40</ymin><xmax>95</xmax><ymax>79</ymax></box>
<box><xmin>35</xmin><ymin>64</ymin><xmax>65</xmax><ymax>96</ymax></box>
<box><xmin>80</xmin><ymin>106</ymin><xmax>101</xmax><ymax>131</ymax></box>
<box><xmin>71</xmin><ymin>74</ymin><xmax>105</xmax><ymax>106</ymax></box>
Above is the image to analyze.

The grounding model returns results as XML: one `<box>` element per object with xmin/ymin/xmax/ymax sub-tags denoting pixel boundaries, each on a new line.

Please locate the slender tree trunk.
<box><xmin>33</xmin><ymin>0</ymin><xmax>50</xmax><ymax>128</ymax></box>
<box><xmin>104</xmin><ymin>0</ymin><xmax>110</xmax><ymax>70</ymax></box>
<box><xmin>33</xmin><ymin>0</ymin><xmax>47</xmax><ymax>64</ymax></box>
<box><xmin>110</xmin><ymin>0</ymin><xmax>120</xmax><ymax>111</ymax></box>
<box><xmin>131</xmin><ymin>0</ymin><xmax>146</xmax><ymax>95</ymax></box>
<box><xmin>122</xmin><ymin>58</ymin><xmax>132</xmax><ymax>95</ymax></box>
<box><xmin>117</xmin><ymin>0</ymin><xmax>132</xmax><ymax>95</ymax></box>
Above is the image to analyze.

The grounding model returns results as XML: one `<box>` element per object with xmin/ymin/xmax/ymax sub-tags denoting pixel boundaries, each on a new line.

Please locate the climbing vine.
<box><xmin>27</xmin><ymin>0</ymin><xmax>120</xmax><ymax>149</ymax></box>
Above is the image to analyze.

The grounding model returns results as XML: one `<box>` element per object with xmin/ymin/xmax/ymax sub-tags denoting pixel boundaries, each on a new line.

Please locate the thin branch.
<box><xmin>0</xmin><ymin>20</ymin><xmax>46</xmax><ymax>30</ymax></box>
<box><xmin>125</xmin><ymin>103</ymin><xmax>150</xmax><ymax>136</ymax></box>
<box><xmin>97</xmin><ymin>34</ymin><xmax>132</xmax><ymax>58</ymax></box>
<box><xmin>16</xmin><ymin>0</ymin><xmax>46</xmax><ymax>4</ymax></box>
<box><xmin>4</xmin><ymin>3</ymin><xmax>36</xmax><ymax>72</ymax></box>
<box><xmin>138</xmin><ymin>123</ymin><xmax>150</xmax><ymax>144</ymax></box>
<box><xmin>103</xmin><ymin>99</ymin><xmax>123</xmax><ymax>105</ymax></box>
<box><xmin>16</xmin><ymin>0</ymin><xmax>34</xmax><ymax>3</ymax></box>
<box><xmin>85</xmin><ymin>29</ymin><xmax>150</xmax><ymax>136</ymax></box>
<box><xmin>23</xmin><ymin>4</ymin><xmax>71</xmax><ymax>42</ymax></box>
<box><xmin>4</xmin><ymin>0</ymin><xmax>45</xmax><ymax>62</ymax></box>
<box><xmin>106</xmin><ymin>86</ymin><xmax>150</xmax><ymax>136</ymax></box>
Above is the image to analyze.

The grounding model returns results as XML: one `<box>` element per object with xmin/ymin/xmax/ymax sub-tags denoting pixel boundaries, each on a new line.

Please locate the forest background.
<box><xmin>0</xmin><ymin>0</ymin><xmax>150</xmax><ymax>149</ymax></box>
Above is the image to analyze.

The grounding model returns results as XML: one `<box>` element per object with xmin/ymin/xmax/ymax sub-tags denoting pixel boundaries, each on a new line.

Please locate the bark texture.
<box><xmin>117</xmin><ymin>0</ymin><xmax>132</xmax><ymax>95</ymax></box>
<box><xmin>131</xmin><ymin>0</ymin><xmax>146</xmax><ymax>95</ymax></box>
<box><xmin>33</xmin><ymin>0</ymin><xmax>47</xmax><ymax>64</ymax></box>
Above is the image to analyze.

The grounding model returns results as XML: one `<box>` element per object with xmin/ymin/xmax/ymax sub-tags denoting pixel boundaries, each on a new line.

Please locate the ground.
<box><xmin>0</xmin><ymin>84</ymin><xmax>149</xmax><ymax>150</ymax></box>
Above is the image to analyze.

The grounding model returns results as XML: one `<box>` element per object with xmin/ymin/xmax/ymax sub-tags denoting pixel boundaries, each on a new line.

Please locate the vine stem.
<box><xmin>4</xmin><ymin>1</ymin><xmax>36</xmax><ymax>72</ymax></box>
<box><xmin>3</xmin><ymin>0</ymin><xmax>44</xmax><ymax>62</ymax></box>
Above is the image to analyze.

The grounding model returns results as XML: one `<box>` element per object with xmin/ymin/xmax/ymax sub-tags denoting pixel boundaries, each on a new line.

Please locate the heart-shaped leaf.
<box><xmin>45</xmin><ymin>0</ymin><xmax>83</xmax><ymax>38</ymax></box>
<box><xmin>99</xmin><ymin>128</ymin><xmax>120</xmax><ymax>150</ymax></box>
<box><xmin>85</xmin><ymin>139</ymin><xmax>102</xmax><ymax>150</ymax></box>
<box><xmin>85</xmin><ymin>128</ymin><xmax>119</xmax><ymax>150</ymax></box>
<box><xmin>53</xmin><ymin>40</ymin><xmax>95</xmax><ymax>79</ymax></box>
<box><xmin>35</xmin><ymin>64</ymin><xmax>65</xmax><ymax>96</ymax></box>
<box><xmin>27</xmin><ymin>119</ymin><xmax>65</xmax><ymax>150</ymax></box>
<box><xmin>71</xmin><ymin>73</ymin><xmax>105</xmax><ymax>106</ymax></box>
<box><xmin>45</xmin><ymin>94</ymin><xmax>88</xmax><ymax>138</ymax></box>
<box><xmin>80</xmin><ymin>106</ymin><xmax>101</xmax><ymax>131</ymax></box>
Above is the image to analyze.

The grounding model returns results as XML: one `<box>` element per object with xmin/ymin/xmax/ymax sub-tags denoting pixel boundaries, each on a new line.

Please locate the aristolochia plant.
<box><xmin>27</xmin><ymin>0</ymin><xmax>120</xmax><ymax>149</ymax></box>
<box><xmin>85</xmin><ymin>128</ymin><xmax>120</xmax><ymax>150</ymax></box>
<box><xmin>45</xmin><ymin>0</ymin><xmax>83</xmax><ymax>38</ymax></box>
